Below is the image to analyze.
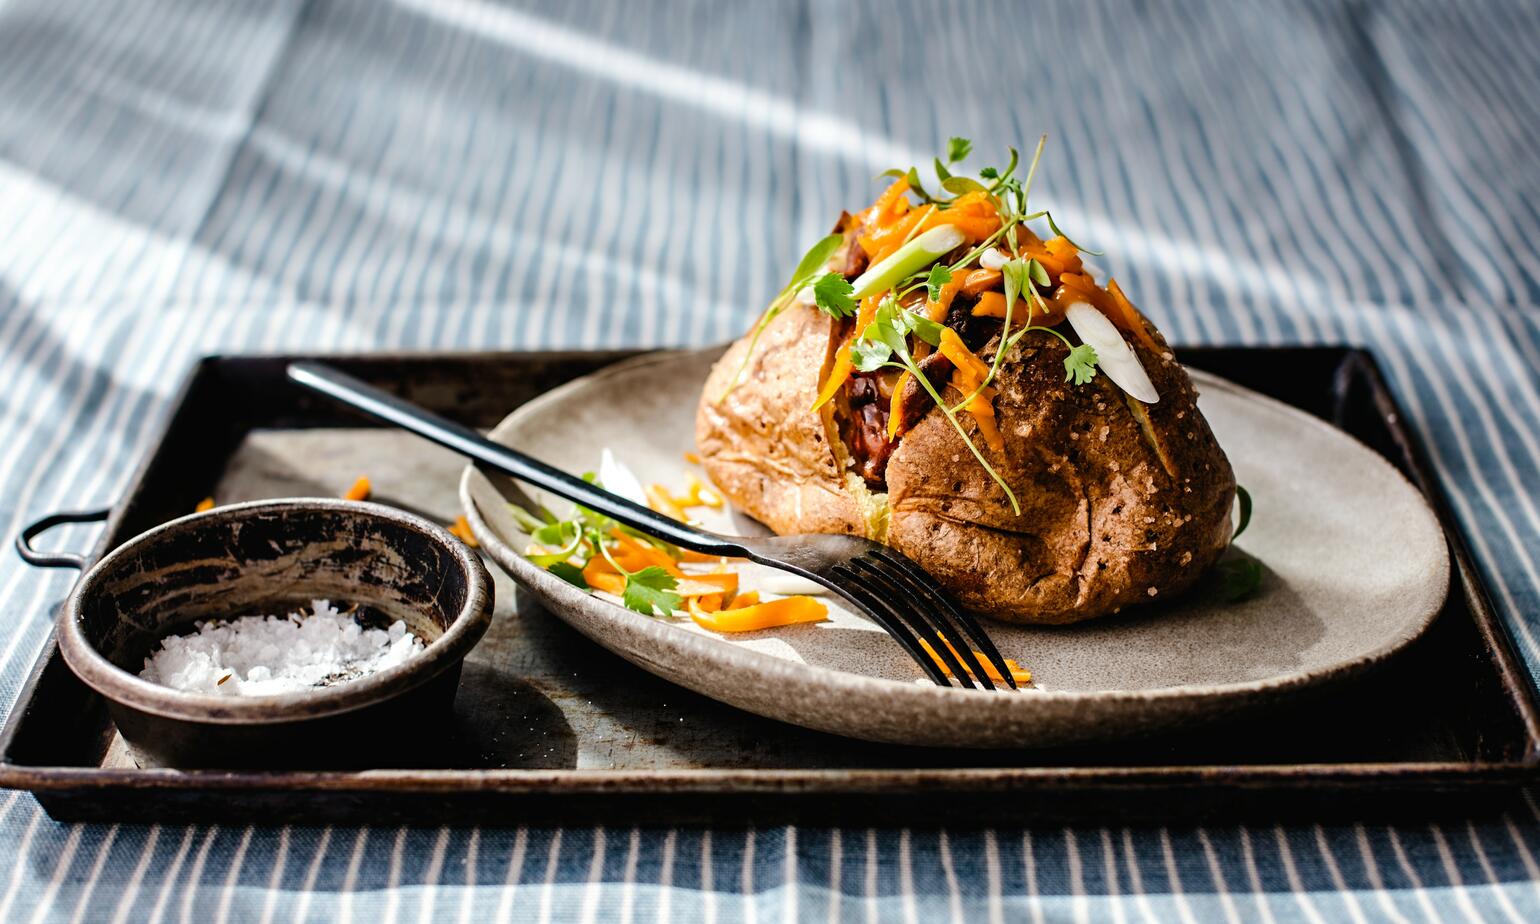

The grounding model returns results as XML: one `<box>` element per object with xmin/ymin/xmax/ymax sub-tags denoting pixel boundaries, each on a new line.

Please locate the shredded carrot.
<box><xmin>683</xmin><ymin>451</ymin><xmax>701</xmax><ymax>465</ymax></box>
<box><xmin>1024</xmin><ymin>235</ymin><xmax>1083</xmax><ymax>279</ymax></box>
<box><xmin>682</xmin><ymin>473</ymin><xmax>723</xmax><ymax>509</ymax></box>
<box><xmin>1105</xmin><ymin>278</ymin><xmax>1164</xmax><ymax>355</ymax></box>
<box><xmin>195</xmin><ymin>497</ymin><xmax>215</xmax><ymax>513</ymax></box>
<box><xmin>674</xmin><ymin>572</ymin><xmax>740</xmax><ymax>600</ymax></box>
<box><xmin>860</xmin><ymin>207</ymin><xmax>929</xmax><ymax>262</ymax></box>
<box><xmin>935</xmin><ymin>191</ymin><xmax>1003</xmax><ymax>243</ymax></box>
<box><xmin>970</xmin><ymin>291</ymin><xmax>1007</xmax><ymax>319</ymax></box>
<box><xmin>727</xmin><ymin>591</ymin><xmax>760</xmax><ymax>609</ymax></box>
<box><xmin>854</xmin><ymin>293</ymin><xmax>884</xmax><ymax>328</ymax></box>
<box><xmin>1044</xmin><ymin>236</ymin><xmax>1083</xmax><ymax>274</ymax></box>
<box><xmin>581</xmin><ymin>559</ymin><xmax>627</xmax><ymax>596</ymax></box>
<box><xmin>939</xmin><ymin>329</ymin><xmax>1005</xmax><ymax>451</ymax></box>
<box><xmin>342</xmin><ymin>476</ymin><xmax>371</xmax><ymax>501</ymax></box>
<box><xmin>694</xmin><ymin>593</ymin><xmax>724</xmax><ymax>613</ymax></box>
<box><xmin>961</xmin><ymin>268</ymin><xmax>1002</xmax><ymax>297</ymax></box>
<box><xmin>956</xmin><ymin>383</ymin><xmax>1004</xmax><ymax>451</ymax></box>
<box><xmin>689</xmin><ymin>595</ymin><xmax>829</xmax><ymax>633</ymax></box>
<box><xmin>813</xmin><ymin>294</ymin><xmax>884</xmax><ymax>411</ymax></box>
<box><xmin>920</xmin><ymin>636</ymin><xmax>1033</xmax><ymax>685</ymax></box>
<box><xmin>938</xmin><ymin>329</ymin><xmax>992</xmax><ymax>381</ymax></box>
<box><xmin>644</xmin><ymin>483</ymin><xmax>688</xmax><ymax>521</ymax></box>
<box><xmin>812</xmin><ymin>343</ymin><xmax>854</xmax><ymax>412</ymax></box>
<box><xmin>871</xmin><ymin>176</ymin><xmax>911</xmax><ymax>227</ymax></box>
<box><xmin>971</xmin><ymin>289</ymin><xmax>1043</xmax><ymax>328</ymax></box>
<box><xmin>609</xmin><ymin>530</ymin><xmax>684</xmax><ymax>577</ymax></box>
<box><xmin>447</xmin><ymin>515</ymin><xmax>479</xmax><ymax>547</ymax></box>
<box><xmin>887</xmin><ymin>370</ymin><xmax>912</xmax><ymax>441</ymax></box>
<box><xmin>924</xmin><ymin>273</ymin><xmax>965</xmax><ymax>322</ymax></box>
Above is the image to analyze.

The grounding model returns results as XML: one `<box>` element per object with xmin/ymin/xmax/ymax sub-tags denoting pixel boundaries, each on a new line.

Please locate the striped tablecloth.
<box><xmin>3</xmin><ymin>0</ymin><xmax>1539</xmax><ymax>918</ymax></box>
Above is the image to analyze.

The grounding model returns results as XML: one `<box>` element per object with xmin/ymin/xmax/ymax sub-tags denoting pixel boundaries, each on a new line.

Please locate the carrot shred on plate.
<box><xmin>681</xmin><ymin>473</ymin><xmax>722</xmax><ymax>509</ymax></box>
<box><xmin>447</xmin><ymin>515</ymin><xmax>479</xmax><ymax>547</ymax></box>
<box><xmin>689</xmin><ymin>595</ymin><xmax>828</xmax><ymax>633</ymax></box>
<box><xmin>194</xmin><ymin>497</ymin><xmax>215</xmax><ymax>513</ymax></box>
<box><xmin>644</xmin><ymin>483</ymin><xmax>688</xmax><ymax>521</ymax></box>
<box><xmin>342</xmin><ymin>476</ymin><xmax>371</xmax><ymax>501</ymax></box>
<box><xmin>673</xmin><ymin>572</ymin><xmax>740</xmax><ymax>600</ymax></box>
<box><xmin>607</xmin><ymin>530</ymin><xmax>684</xmax><ymax>577</ymax></box>
<box><xmin>920</xmin><ymin>635</ymin><xmax>1033</xmax><ymax>685</ymax></box>
<box><xmin>580</xmin><ymin>556</ymin><xmax>629</xmax><ymax>595</ymax></box>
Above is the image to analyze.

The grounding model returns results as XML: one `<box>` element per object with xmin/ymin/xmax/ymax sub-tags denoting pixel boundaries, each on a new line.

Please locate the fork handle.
<box><xmin>287</xmin><ymin>362</ymin><xmax>749</xmax><ymax>557</ymax></box>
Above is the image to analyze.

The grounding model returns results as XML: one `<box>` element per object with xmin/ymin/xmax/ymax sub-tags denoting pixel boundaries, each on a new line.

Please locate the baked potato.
<box><xmin>695</xmin><ymin>142</ymin><xmax>1236</xmax><ymax>624</ymax></box>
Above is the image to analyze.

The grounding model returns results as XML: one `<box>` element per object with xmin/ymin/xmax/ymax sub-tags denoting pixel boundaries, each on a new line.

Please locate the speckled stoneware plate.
<box><xmin>460</xmin><ymin>349</ymin><xmax>1450</xmax><ymax>748</ymax></box>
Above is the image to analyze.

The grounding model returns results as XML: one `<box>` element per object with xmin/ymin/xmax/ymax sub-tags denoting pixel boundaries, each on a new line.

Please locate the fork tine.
<box><xmin>844</xmin><ymin>559</ymin><xmax>980</xmax><ymax>690</ymax></box>
<box><xmin>828</xmin><ymin>565</ymin><xmax>952</xmax><ymax>687</ymax></box>
<box><xmin>866</xmin><ymin>548</ymin><xmax>1018</xmax><ymax>689</ymax></box>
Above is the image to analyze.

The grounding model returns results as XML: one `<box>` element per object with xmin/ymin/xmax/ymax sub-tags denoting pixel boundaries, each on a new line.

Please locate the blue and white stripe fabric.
<box><xmin>3</xmin><ymin>0</ymin><xmax>1540</xmax><ymax>918</ymax></box>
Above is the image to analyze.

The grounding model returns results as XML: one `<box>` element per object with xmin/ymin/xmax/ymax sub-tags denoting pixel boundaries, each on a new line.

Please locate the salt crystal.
<box><xmin>139</xmin><ymin>600</ymin><xmax>426</xmax><ymax>696</ymax></box>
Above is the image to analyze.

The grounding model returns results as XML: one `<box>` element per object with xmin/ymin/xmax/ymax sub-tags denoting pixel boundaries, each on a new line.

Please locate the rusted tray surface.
<box><xmin>1</xmin><ymin>347</ymin><xmax>1536</xmax><ymax>825</ymax></box>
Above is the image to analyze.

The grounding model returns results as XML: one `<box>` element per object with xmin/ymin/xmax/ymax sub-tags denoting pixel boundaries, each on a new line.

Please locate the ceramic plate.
<box><xmin>460</xmin><ymin>349</ymin><xmax>1449</xmax><ymax>748</ymax></box>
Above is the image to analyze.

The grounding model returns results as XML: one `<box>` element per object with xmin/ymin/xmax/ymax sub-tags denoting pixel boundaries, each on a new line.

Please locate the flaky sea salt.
<box><xmin>139</xmin><ymin>600</ymin><xmax>425</xmax><ymax>696</ymax></box>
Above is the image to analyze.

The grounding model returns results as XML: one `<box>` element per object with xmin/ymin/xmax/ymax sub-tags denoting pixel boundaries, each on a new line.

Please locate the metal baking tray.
<box><xmin>2</xmin><ymin>347</ymin><xmax>1536</xmax><ymax>825</ymax></box>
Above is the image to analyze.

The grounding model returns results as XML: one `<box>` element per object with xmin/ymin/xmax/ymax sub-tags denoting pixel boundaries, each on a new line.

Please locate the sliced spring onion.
<box><xmin>849</xmin><ymin>225</ymin><xmax>965</xmax><ymax>299</ymax></box>
<box><xmin>757</xmin><ymin>572</ymin><xmax>828</xmax><ymax>596</ymax></box>
<box><xmin>1063</xmin><ymin>303</ymin><xmax>1159</xmax><ymax>403</ymax></box>
<box><xmin>599</xmin><ymin>449</ymin><xmax>649</xmax><ymax>507</ymax></box>
<box><xmin>979</xmin><ymin>247</ymin><xmax>1009</xmax><ymax>271</ymax></box>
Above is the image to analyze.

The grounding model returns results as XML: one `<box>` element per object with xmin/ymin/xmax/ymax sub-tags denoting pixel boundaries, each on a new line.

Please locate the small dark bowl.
<box><xmin>52</xmin><ymin>499</ymin><xmax>492</xmax><ymax>769</ymax></box>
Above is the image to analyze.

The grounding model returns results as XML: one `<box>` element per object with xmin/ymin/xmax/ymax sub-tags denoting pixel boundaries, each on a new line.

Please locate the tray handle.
<box><xmin>15</xmin><ymin>508</ymin><xmax>110</xmax><ymax>570</ymax></box>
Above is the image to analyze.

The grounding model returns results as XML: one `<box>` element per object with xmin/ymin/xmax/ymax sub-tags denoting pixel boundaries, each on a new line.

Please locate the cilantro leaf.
<box><xmin>925</xmin><ymin>264</ymin><xmax>953</xmax><ymax>303</ymax></box>
<box><xmin>979</xmin><ymin>166</ymin><xmax>999</xmax><ymax>180</ymax></box>
<box><xmin>872</xmin><ymin>299</ymin><xmax>915</xmax><ymax>354</ymax></box>
<box><xmin>1215</xmin><ymin>556</ymin><xmax>1263</xmax><ymax>602</ymax></box>
<box><xmin>946</xmin><ymin>136</ymin><xmax>972</xmax><ymax>164</ymax></box>
<box><xmin>902</xmin><ymin>311</ymin><xmax>945</xmax><ymax>347</ymax></box>
<box><xmin>850</xmin><ymin>337</ymin><xmax>893</xmax><ymax>372</ymax></box>
<box><xmin>1232</xmin><ymin>485</ymin><xmax>1253</xmax><ymax>541</ymax></box>
<box><xmin>622</xmin><ymin>566</ymin><xmax>681</xmax><ymax>616</ymax></box>
<box><xmin>1064</xmin><ymin>343</ymin><xmax>1099</xmax><ymax>386</ymax></box>
<box><xmin>547</xmin><ymin>561</ymin><xmax>589</xmax><ymax>589</ymax></box>
<box><xmin>811</xmin><ymin>272</ymin><xmax>856</xmax><ymax>318</ymax></box>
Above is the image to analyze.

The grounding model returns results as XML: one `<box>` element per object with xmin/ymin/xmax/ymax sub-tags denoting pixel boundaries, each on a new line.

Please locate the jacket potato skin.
<box><xmin>695</xmin><ymin>303</ymin><xmax>1235</xmax><ymax>625</ymax></box>
<box><xmin>884</xmin><ymin>333</ymin><xmax>1235</xmax><ymax>624</ymax></box>
<box><xmin>696</xmin><ymin>305</ymin><xmax>870</xmax><ymax>538</ymax></box>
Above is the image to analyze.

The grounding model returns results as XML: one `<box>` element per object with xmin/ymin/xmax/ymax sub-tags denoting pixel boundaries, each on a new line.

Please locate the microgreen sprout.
<box><xmin>510</xmin><ymin>473</ymin><xmax>683</xmax><ymax>617</ymax></box>
<box><xmin>849</xmin><ymin>297</ymin><xmax>1021</xmax><ymax>514</ymax></box>
<box><xmin>722</xmin><ymin>232</ymin><xmax>845</xmax><ymax>397</ymax></box>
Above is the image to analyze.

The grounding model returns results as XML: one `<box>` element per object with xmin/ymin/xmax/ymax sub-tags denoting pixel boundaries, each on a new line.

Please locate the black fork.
<box><xmin>287</xmin><ymin>362</ymin><xmax>1017</xmax><ymax>690</ymax></box>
